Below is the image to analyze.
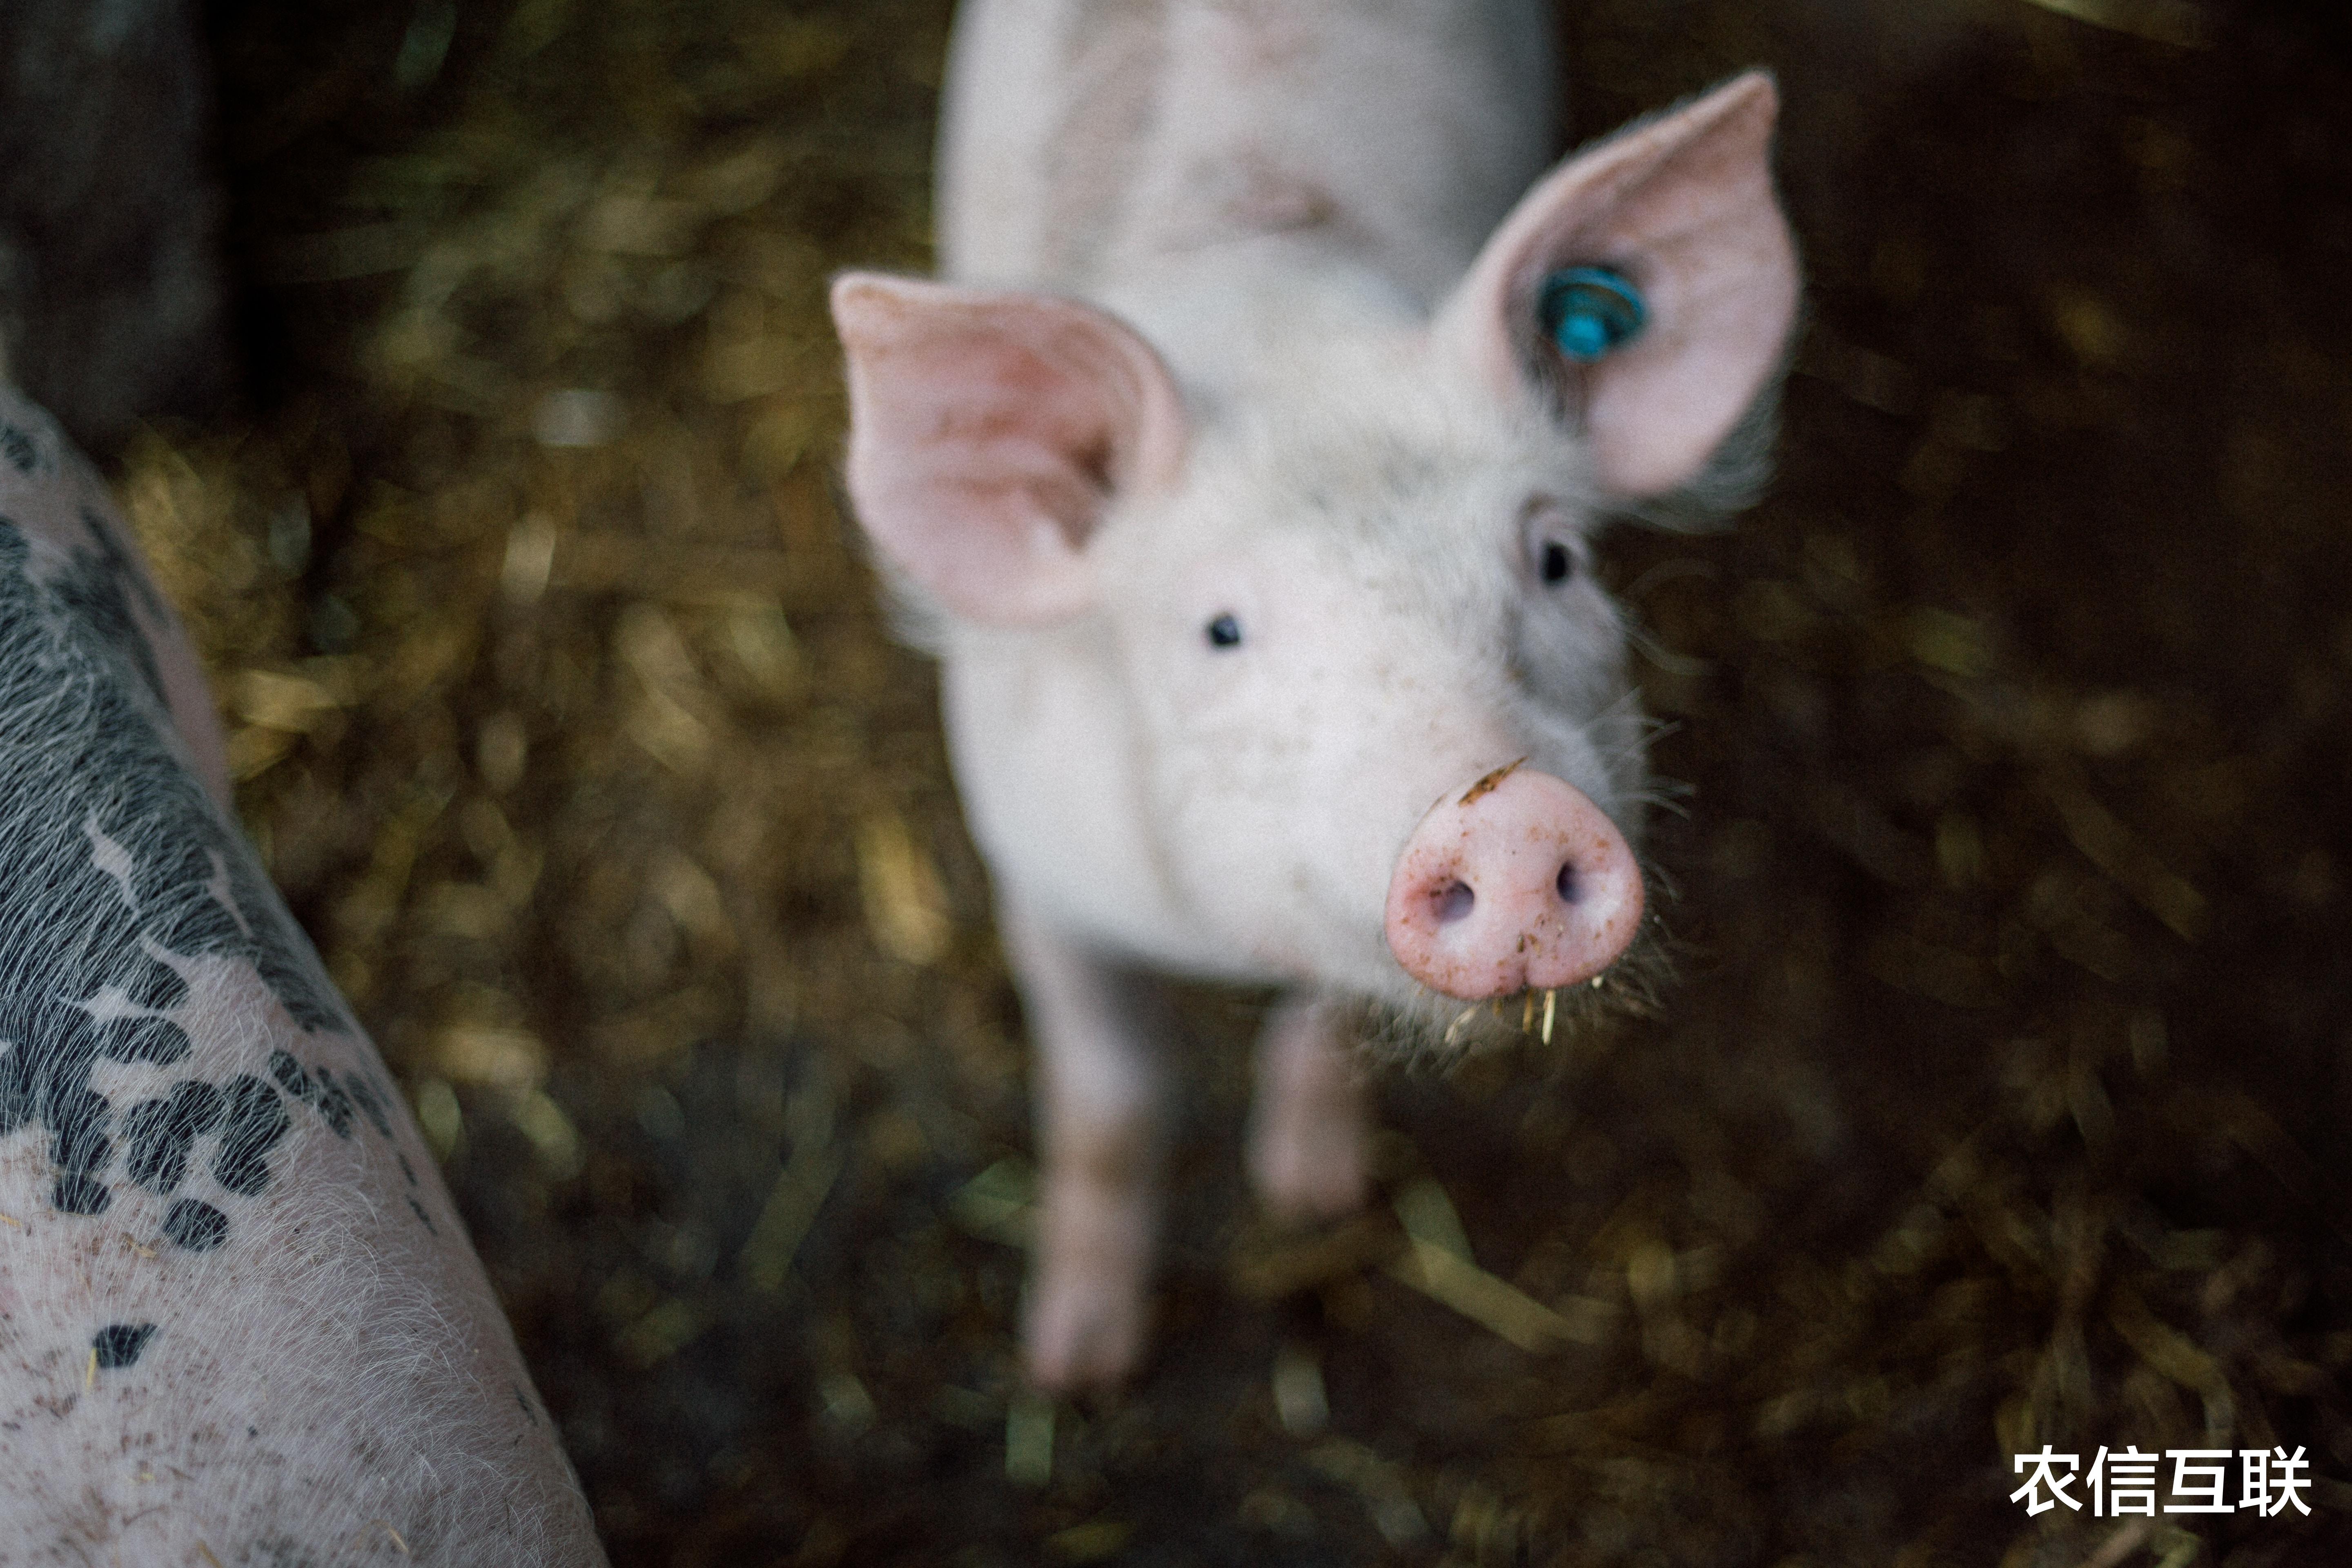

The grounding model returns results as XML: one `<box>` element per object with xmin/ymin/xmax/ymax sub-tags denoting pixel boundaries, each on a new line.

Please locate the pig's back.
<box><xmin>935</xmin><ymin>0</ymin><xmax>1558</xmax><ymax>310</ymax></box>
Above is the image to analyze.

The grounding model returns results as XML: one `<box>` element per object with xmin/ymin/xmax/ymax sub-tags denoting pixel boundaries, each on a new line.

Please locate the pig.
<box><xmin>0</xmin><ymin>388</ymin><xmax>606</xmax><ymax>1563</ymax></box>
<box><xmin>830</xmin><ymin>0</ymin><xmax>1800</xmax><ymax>1390</ymax></box>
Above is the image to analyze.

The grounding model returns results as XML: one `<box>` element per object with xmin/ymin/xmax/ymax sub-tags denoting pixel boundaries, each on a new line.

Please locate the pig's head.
<box><xmin>832</xmin><ymin>74</ymin><xmax>1797</xmax><ymax>1051</ymax></box>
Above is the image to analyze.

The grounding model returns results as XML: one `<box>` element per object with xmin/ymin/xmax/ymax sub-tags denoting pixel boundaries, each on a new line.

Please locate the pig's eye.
<box><xmin>1538</xmin><ymin>540</ymin><xmax>1575</xmax><ymax>586</ymax></box>
<box><xmin>1205</xmin><ymin>613</ymin><xmax>1243</xmax><ymax>649</ymax></box>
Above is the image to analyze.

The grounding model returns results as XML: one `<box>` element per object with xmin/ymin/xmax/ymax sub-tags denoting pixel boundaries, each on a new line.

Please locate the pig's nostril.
<box><xmin>1433</xmin><ymin>880</ymin><xmax>1475</xmax><ymax>924</ymax></box>
<box><xmin>1555</xmin><ymin>861</ymin><xmax>1579</xmax><ymax>904</ymax></box>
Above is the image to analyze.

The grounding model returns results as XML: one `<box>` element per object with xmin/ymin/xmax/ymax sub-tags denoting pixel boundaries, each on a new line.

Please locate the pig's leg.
<box><xmin>1247</xmin><ymin>994</ymin><xmax>1371</xmax><ymax>1223</ymax></box>
<box><xmin>0</xmin><ymin>394</ymin><xmax>604</xmax><ymax>1565</ymax></box>
<box><xmin>1001</xmin><ymin>901</ymin><xmax>1172</xmax><ymax>1390</ymax></box>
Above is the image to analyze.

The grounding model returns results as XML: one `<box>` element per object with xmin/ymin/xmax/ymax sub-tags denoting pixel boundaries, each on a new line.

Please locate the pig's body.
<box><xmin>937</xmin><ymin>0</ymin><xmax>1556</xmax><ymax>305</ymax></box>
<box><xmin>834</xmin><ymin>0</ymin><xmax>1798</xmax><ymax>1387</ymax></box>
<box><xmin>0</xmin><ymin>390</ymin><xmax>604</xmax><ymax>1564</ymax></box>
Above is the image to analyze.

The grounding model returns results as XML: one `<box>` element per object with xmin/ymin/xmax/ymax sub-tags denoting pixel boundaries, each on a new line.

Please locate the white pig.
<box><xmin>0</xmin><ymin>389</ymin><xmax>606</xmax><ymax>1563</ymax></box>
<box><xmin>830</xmin><ymin>0</ymin><xmax>1799</xmax><ymax>1390</ymax></box>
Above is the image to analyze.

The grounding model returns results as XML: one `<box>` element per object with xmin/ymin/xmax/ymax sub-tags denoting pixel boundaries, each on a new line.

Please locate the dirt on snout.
<box><xmin>91</xmin><ymin>0</ymin><xmax>2352</xmax><ymax>1561</ymax></box>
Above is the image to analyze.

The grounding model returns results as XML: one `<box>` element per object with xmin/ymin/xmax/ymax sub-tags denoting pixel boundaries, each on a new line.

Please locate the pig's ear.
<box><xmin>1434</xmin><ymin>71</ymin><xmax>1798</xmax><ymax>501</ymax></box>
<box><xmin>831</xmin><ymin>273</ymin><xmax>1187</xmax><ymax>624</ymax></box>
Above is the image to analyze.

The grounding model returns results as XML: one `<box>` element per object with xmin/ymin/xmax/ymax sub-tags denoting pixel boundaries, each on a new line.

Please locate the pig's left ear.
<box><xmin>1434</xmin><ymin>71</ymin><xmax>1799</xmax><ymax>501</ymax></box>
<box><xmin>832</xmin><ymin>273</ymin><xmax>1188</xmax><ymax>624</ymax></box>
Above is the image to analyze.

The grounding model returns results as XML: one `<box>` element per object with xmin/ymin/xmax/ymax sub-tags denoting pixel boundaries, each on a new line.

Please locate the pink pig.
<box><xmin>831</xmin><ymin>0</ymin><xmax>1799</xmax><ymax>1391</ymax></box>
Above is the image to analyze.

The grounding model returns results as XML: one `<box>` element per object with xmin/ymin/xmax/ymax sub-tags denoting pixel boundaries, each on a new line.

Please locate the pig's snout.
<box><xmin>1383</xmin><ymin>764</ymin><xmax>1644</xmax><ymax>1001</ymax></box>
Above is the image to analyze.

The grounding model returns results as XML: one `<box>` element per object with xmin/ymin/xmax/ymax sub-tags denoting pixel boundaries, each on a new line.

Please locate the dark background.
<box><xmin>22</xmin><ymin>0</ymin><xmax>2352</xmax><ymax>1560</ymax></box>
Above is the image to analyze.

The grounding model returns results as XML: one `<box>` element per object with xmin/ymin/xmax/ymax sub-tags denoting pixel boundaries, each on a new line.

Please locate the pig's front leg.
<box><xmin>1247</xmin><ymin>994</ymin><xmax>1371</xmax><ymax>1224</ymax></box>
<box><xmin>1001</xmin><ymin>902</ymin><xmax>1173</xmax><ymax>1391</ymax></box>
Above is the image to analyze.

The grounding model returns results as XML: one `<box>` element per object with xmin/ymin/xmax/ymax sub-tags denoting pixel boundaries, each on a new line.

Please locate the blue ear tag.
<box><xmin>1539</xmin><ymin>267</ymin><xmax>1648</xmax><ymax>363</ymax></box>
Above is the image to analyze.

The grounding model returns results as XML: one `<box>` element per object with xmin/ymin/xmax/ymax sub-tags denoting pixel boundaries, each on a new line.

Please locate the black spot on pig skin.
<box><xmin>91</xmin><ymin>1322</ymin><xmax>156</xmax><ymax>1369</ymax></box>
<box><xmin>267</xmin><ymin>1049</ymin><xmax>310</xmax><ymax>1102</ymax></box>
<box><xmin>53</xmin><ymin>506</ymin><xmax>167</xmax><ymax>704</ymax></box>
<box><xmin>102</xmin><ymin>1015</ymin><xmax>189</xmax><ymax>1063</ymax></box>
<box><xmin>162</xmin><ymin>1198</ymin><xmax>227</xmax><ymax>1252</ymax></box>
<box><xmin>345</xmin><ymin>1070</ymin><xmax>393</xmax><ymax>1138</ymax></box>
<box><xmin>212</xmin><ymin>1075</ymin><xmax>290</xmax><ymax>1197</ymax></box>
<box><xmin>123</xmin><ymin>1079</ymin><xmax>225</xmax><ymax>1194</ymax></box>
<box><xmin>274</xmin><ymin>1050</ymin><xmax>393</xmax><ymax>1143</ymax></box>
<box><xmin>310</xmin><ymin>1067</ymin><xmax>355</xmax><ymax>1139</ymax></box>
<box><xmin>52</xmin><ymin>1173</ymin><xmax>109</xmax><ymax>1214</ymax></box>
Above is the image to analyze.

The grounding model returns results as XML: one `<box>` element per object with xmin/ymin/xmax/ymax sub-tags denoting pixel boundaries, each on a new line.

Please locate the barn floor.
<box><xmin>123</xmin><ymin>0</ymin><xmax>2352</xmax><ymax>1561</ymax></box>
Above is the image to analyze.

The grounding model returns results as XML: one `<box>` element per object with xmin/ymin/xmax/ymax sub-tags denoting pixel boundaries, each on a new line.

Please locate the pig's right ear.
<box><xmin>831</xmin><ymin>273</ymin><xmax>1187</xmax><ymax>625</ymax></box>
